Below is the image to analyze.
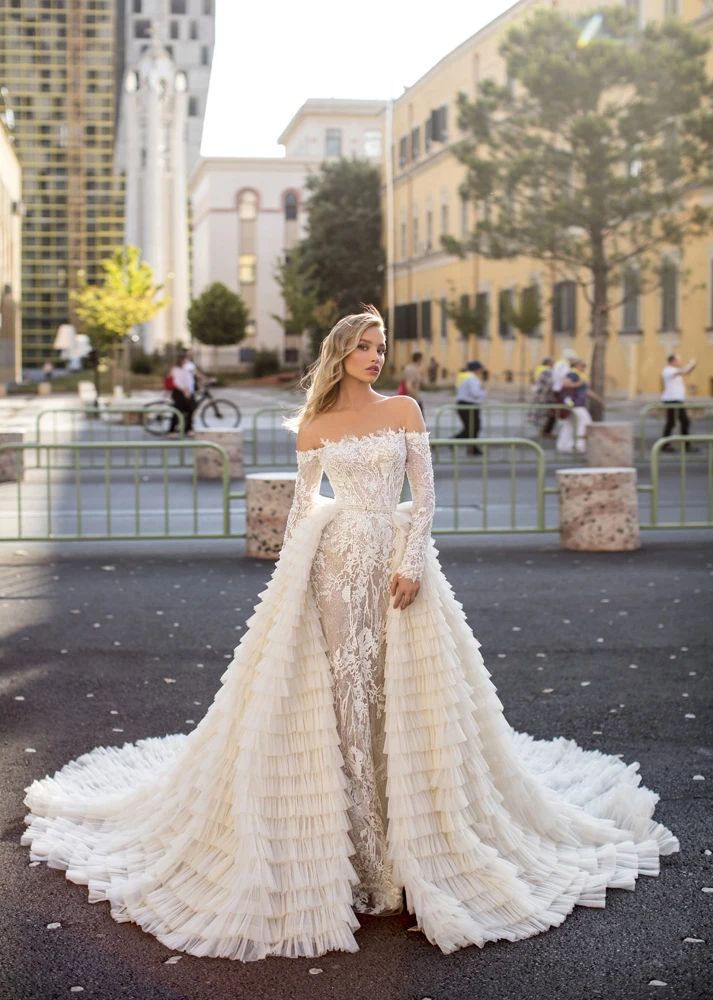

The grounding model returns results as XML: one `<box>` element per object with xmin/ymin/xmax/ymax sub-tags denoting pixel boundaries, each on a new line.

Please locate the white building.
<box><xmin>0</xmin><ymin>116</ymin><xmax>22</xmax><ymax>386</ymax></box>
<box><xmin>117</xmin><ymin>0</ymin><xmax>215</xmax><ymax>176</ymax></box>
<box><xmin>189</xmin><ymin>98</ymin><xmax>385</xmax><ymax>370</ymax></box>
<box><xmin>122</xmin><ymin>38</ymin><xmax>191</xmax><ymax>352</ymax></box>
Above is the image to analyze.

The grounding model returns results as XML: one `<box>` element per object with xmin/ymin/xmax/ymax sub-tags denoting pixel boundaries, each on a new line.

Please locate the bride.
<box><xmin>22</xmin><ymin>306</ymin><xmax>678</xmax><ymax>962</ymax></box>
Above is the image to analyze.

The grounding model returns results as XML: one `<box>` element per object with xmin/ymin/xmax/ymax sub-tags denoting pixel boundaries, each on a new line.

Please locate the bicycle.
<box><xmin>143</xmin><ymin>381</ymin><xmax>242</xmax><ymax>437</ymax></box>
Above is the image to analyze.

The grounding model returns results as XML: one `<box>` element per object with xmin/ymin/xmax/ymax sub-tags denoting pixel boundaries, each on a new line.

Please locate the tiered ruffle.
<box><xmin>22</xmin><ymin>498</ymin><xmax>678</xmax><ymax>961</ymax></box>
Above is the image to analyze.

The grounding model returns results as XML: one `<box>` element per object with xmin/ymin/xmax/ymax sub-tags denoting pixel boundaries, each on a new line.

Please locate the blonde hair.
<box><xmin>282</xmin><ymin>305</ymin><xmax>385</xmax><ymax>433</ymax></box>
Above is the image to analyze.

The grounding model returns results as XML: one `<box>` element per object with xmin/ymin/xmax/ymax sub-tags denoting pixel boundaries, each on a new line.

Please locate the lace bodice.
<box><xmin>283</xmin><ymin>428</ymin><xmax>436</xmax><ymax>582</ymax></box>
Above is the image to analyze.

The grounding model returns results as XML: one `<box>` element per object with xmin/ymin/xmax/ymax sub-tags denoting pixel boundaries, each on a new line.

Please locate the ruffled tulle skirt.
<box><xmin>21</xmin><ymin>499</ymin><xmax>679</xmax><ymax>961</ymax></box>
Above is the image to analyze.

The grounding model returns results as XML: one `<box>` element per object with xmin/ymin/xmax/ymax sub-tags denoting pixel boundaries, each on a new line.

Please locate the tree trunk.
<box><xmin>589</xmin><ymin>247</ymin><xmax>608</xmax><ymax>423</ymax></box>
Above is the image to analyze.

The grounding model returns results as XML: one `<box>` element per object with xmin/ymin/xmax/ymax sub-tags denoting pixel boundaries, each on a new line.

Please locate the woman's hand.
<box><xmin>391</xmin><ymin>572</ymin><xmax>420</xmax><ymax>610</ymax></box>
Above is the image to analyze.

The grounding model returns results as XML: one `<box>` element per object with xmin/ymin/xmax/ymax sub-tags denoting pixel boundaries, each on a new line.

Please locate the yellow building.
<box><xmin>0</xmin><ymin>113</ymin><xmax>22</xmax><ymax>386</ymax></box>
<box><xmin>383</xmin><ymin>0</ymin><xmax>713</xmax><ymax>399</ymax></box>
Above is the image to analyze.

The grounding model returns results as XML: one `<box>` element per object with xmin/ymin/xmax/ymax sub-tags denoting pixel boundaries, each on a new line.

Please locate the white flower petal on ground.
<box><xmin>682</xmin><ymin>938</ymin><xmax>705</xmax><ymax>944</ymax></box>
<box><xmin>92</xmin><ymin>623</ymin><xmax>100</xmax><ymax>629</ymax></box>
<box><xmin>86</xmin><ymin>693</ymin><xmax>94</xmax><ymax>698</ymax></box>
<box><xmin>164</xmin><ymin>956</ymin><xmax>182</xmax><ymax>965</ymax></box>
<box><xmin>28</xmin><ymin>861</ymin><xmax>40</xmax><ymax>867</ymax></box>
<box><xmin>542</xmin><ymin>689</ymin><xmax>554</xmax><ymax>694</ymax></box>
<box><xmin>308</xmin><ymin>969</ymin><xmax>323</xmax><ymax>975</ymax></box>
<box><xmin>512</xmin><ymin>627</ymin><xmax>521</xmax><ymax>632</ymax></box>
<box><xmin>156</xmin><ymin>611</ymin><xmax>164</xmax><ymax>616</ymax></box>
<box><xmin>185</xmin><ymin>720</ymin><xmax>195</xmax><ymax>725</ymax></box>
<box><xmin>536</xmin><ymin>653</ymin><xmax>546</xmax><ymax>658</ymax></box>
<box><xmin>648</xmin><ymin>982</ymin><xmax>667</xmax><ymax>988</ymax></box>
<box><xmin>693</xmin><ymin>775</ymin><xmax>705</xmax><ymax>781</ymax></box>
<box><xmin>592</xmin><ymin>731</ymin><xmax>602</xmax><ymax>735</ymax></box>
<box><xmin>110</xmin><ymin>710</ymin><xmax>118</xmax><ymax>715</ymax></box>
<box><xmin>702</xmin><ymin>887</ymin><xmax>713</xmax><ymax>893</ymax></box>
<box><xmin>497</xmin><ymin>654</ymin><xmax>506</xmax><ymax>659</ymax></box>
<box><xmin>101</xmin><ymin>565</ymin><xmax>115</xmax><ymax>572</ymax></box>
<box><xmin>46</xmin><ymin>922</ymin><xmax>61</xmax><ymax>930</ymax></box>
<box><xmin>629</xmin><ymin>664</ymin><xmax>638</xmax><ymax>669</ymax></box>
<box><xmin>24</xmin><ymin>748</ymin><xmax>36</xmax><ymax>753</ymax></box>
<box><xmin>596</xmin><ymin>638</ymin><xmax>604</xmax><ymax>643</ymax></box>
<box><xmin>69</xmin><ymin>610</ymin><xmax>81</xmax><ymax>615</ymax></box>
<box><xmin>681</xmin><ymin>646</ymin><xmax>689</xmax><ymax>651</ymax></box>
<box><xmin>15</xmin><ymin>549</ymin><xmax>29</xmax><ymax>556</ymax></box>
<box><xmin>112</xmin><ymin>728</ymin><xmax>124</xmax><ymax>733</ymax></box>
<box><xmin>70</xmin><ymin>988</ymin><xmax>84</xmax><ymax>993</ymax></box>
<box><xmin>14</xmin><ymin>696</ymin><xmax>25</xmax><ymax>701</ymax></box>
<box><xmin>685</xmin><ymin>714</ymin><xmax>696</xmax><ymax>719</ymax></box>
<box><xmin>581</xmin><ymin>681</ymin><xmax>591</xmax><ymax>687</ymax></box>
<box><xmin>113</xmin><ymin>642</ymin><xmax>121</xmax><ymax>646</ymax></box>
<box><xmin>163</xmin><ymin>678</ymin><xmax>176</xmax><ymax>685</ymax></box>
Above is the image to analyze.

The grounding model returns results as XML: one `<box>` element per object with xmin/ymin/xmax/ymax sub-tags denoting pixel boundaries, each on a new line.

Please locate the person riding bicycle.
<box><xmin>167</xmin><ymin>351</ymin><xmax>196</xmax><ymax>437</ymax></box>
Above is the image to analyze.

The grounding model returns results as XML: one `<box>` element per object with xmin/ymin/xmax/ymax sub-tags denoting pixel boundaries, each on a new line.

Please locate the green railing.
<box><xmin>427</xmin><ymin>437</ymin><xmax>550</xmax><ymax>533</ymax></box>
<box><xmin>33</xmin><ymin>406</ymin><xmax>189</xmax><ymax>469</ymax></box>
<box><xmin>0</xmin><ymin>441</ymin><xmax>245</xmax><ymax>542</ymax></box>
<box><xmin>432</xmin><ymin>403</ymin><xmax>581</xmax><ymax>463</ymax></box>
<box><xmin>638</xmin><ymin>402</ymin><xmax>713</xmax><ymax>462</ymax></box>
<box><xmin>250</xmin><ymin>406</ymin><xmax>296</xmax><ymax>466</ymax></box>
<box><xmin>641</xmin><ymin>435</ymin><xmax>713</xmax><ymax>529</ymax></box>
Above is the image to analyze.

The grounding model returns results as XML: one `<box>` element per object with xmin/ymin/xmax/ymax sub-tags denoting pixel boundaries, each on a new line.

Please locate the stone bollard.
<box><xmin>586</xmin><ymin>422</ymin><xmax>634</xmax><ymax>468</ymax></box>
<box><xmin>557</xmin><ymin>467</ymin><xmax>640</xmax><ymax>552</ymax></box>
<box><xmin>192</xmin><ymin>429</ymin><xmax>244</xmax><ymax>481</ymax></box>
<box><xmin>245</xmin><ymin>472</ymin><xmax>298</xmax><ymax>559</ymax></box>
<box><xmin>37</xmin><ymin>381</ymin><xmax>52</xmax><ymax>396</ymax></box>
<box><xmin>0</xmin><ymin>431</ymin><xmax>24</xmax><ymax>483</ymax></box>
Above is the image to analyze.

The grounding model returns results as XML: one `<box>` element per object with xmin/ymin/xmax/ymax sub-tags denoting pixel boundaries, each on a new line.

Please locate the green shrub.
<box><xmin>252</xmin><ymin>349</ymin><xmax>280</xmax><ymax>378</ymax></box>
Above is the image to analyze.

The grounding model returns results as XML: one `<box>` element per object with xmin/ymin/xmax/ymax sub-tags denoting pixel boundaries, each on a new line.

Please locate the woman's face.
<box><xmin>342</xmin><ymin>325</ymin><xmax>387</xmax><ymax>383</ymax></box>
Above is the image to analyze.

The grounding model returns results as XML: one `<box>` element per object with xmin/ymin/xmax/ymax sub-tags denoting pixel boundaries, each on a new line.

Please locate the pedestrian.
<box><xmin>42</xmin><ymin>360</ymin><xmax>54</xmax><ymax>381</ymax></box>
<box><xmin>529</xmin><ymin>356</ymin><xmax>555</xmax><ymax>436</ymax></box>
<box><xmin>401</xmin><ymin>351</ymin><xmax>424</xmax><ymax>414</ymax></box>
<box><xmin>167</xmin><ymin>351</ymin><xmax>195</xmax><ymax>437</ymax></box>
<box><xmin>455</xmin><ymin>359</ymin><xmax>487</xmax><ymax>455</ymax></box>
<box><xmin>427</xmin><ymin>356</ymin><xmax>439</xmax><ymax>385</ymax></box>
<box><xmin>556</xmin><ymin>359</ymin><xmax>604</xmax><ymax>455</ymax></box>
<box><xmin>661</xmin><ymin>352</ymin><xmax>697</xmax><ymax>452</ymax></box>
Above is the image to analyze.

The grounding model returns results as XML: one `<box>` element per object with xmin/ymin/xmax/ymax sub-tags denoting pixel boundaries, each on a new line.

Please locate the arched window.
<box><xmin>284</xmin><ymin>192</ymin><xmax>298</xmax><ymax>221</ymax></box>
<box><xmin>238</xmin><ymin>190</ymin><xmax>258</xmax><ymax>220</ymax></box>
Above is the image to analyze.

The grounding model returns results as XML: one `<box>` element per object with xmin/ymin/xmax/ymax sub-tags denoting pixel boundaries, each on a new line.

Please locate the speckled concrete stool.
<box><xmin>0</xmin><ymin>432</ymin><xmax>24</xmax><ymax>483</ymax></box>
<box><xmin>586</xmin><ymin>422</ymin><xmax>634</xmax><ymax>468</ymax></box>
<box><xmin>245</xmin><ymin>472</ymin><xmax>298</xmax><ymax>559</ymax></box>
<box><xmin>37</xmin><ymin>381</ymin><xmax>52</xmax><ymax>397</ymax></box>
<box><xmin>557</xmin><ymin>467</ymin><xmax>640</xmax><ymax>551</ymax></box>
<box><xmin>192</xmin><ymin>430</ymin><xmax>244</xmax><ymax>481</ymax></box>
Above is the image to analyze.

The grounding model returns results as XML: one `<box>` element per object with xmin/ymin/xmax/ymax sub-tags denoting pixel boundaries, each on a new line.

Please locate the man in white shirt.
<box><xmin>551</xmin><ymin>348</ymin><xmax>578</xmax><ymax>394</ymax></box>
<box><xmin>167</xmin><ymin>352</ymin><xmax>195</xmax><ymax>436</ymax></box>
<box><xmin>661</xmin><ymin>352</ymin><xmax>696</xmax><ymax>451</ymax></box>
<box><xmin>455</xmin><ymin>360</ymin><xmax>487</xmax><ymax>455</ymax></box>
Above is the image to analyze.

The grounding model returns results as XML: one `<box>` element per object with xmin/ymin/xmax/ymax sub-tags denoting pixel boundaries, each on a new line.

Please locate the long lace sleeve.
<box><xmin>395</xmin><ymin>431</ymin><xmax>436</xmax><ymax>583</ymax></box>
<box><xmin>283</xmin><ymin>449</ymin><xmax>324</xmax><ymax>547</ymax></box>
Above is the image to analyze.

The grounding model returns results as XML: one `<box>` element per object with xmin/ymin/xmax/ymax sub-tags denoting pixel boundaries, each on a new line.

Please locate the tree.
<box><xmin>272</xmin><ymin>249</ymin><xmax>319</xmax><ymax>361</ymax></box>
<box><xmin>187</xmin><ymin>282</ymin><xmax>250</xmax><ymax>367</ymax></box>
<box><xmin>443</xmin><ymin>6</ymin><xmax>713</xmax><ymax>418</ymax></box>
<box><xmin>299</xmin><ymin>158</ymin><xmax>384</xmax><ymax>336</ymax></box>
<box><xmin>504</xmin><ymin>285</ymin><xmax>544</xmax><ymax>398</ymax></box>
<box><xmin>444</xmin><ymin>290</ymin><xmax>489</xmax><ymax>339</ymax></box>
<box><xmin>72</xmin><ymin>245</ymin><xmax>169</xmax><ymax>392</ymax></box>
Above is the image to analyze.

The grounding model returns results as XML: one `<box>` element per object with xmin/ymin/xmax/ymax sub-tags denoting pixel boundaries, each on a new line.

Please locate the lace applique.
<box><xmin>282</xmin><ymin>428</ymin><xmax>434</xmax><ymax>914</ymax></box>
<box><xmin>396</xmin><ymin>431</ymin><xmax>436</xmax><ymax>584</ymax></box>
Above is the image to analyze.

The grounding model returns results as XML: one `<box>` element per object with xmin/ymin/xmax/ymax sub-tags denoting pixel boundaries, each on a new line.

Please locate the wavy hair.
<box><xmin>282</xmin><ymin>305</ymin><xmax>385</xmax><ymax>433</ymax></box>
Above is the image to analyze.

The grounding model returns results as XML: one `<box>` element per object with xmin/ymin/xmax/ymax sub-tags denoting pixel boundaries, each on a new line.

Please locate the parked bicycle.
<box><xmin>143</xmin><ymin>382</ymin><xmax>241</xmax><ymax>437</ymax></box>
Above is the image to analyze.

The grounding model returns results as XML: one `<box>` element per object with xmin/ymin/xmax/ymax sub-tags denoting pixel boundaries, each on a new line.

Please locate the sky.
<box><xmin>200</xmin><ymin>0</ymin><xmax>514</xmax><ymax>159</ymax></box>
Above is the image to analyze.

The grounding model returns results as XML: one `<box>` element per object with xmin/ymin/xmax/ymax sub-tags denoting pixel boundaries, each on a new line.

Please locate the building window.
<box><xmin>363</xmin><ymin>128</ymin><xmax>381</xmax><ymax>158</ymax></box>
<box><xmin>285</xmin><ymin>348</ymin><xmax>299</xmax><ymax>363</ymax></box>
<box><xmin>552</xmin><ymin>280</ymin><xmax>577</xmax><ymax>334</ymax></box>
<box><xmin>399</xmin><ymin>136</ymin><xmax>408</xmax><ymax>169</ymax></box>
<box><xmin>425</xmin><ymin>209</ymin><xmax>433</xmax><ymax>251</ymax></box>
<box><xmin>189</xmin><ymin>20</ymin><xmax>199</xmax><ymax>39</ymax></box>
<box><xmin>239</xmin><ymin>254</ymin><xmax>257</xmax><ymax>284</ymax></box>
<box><xmin>188</xmin><ymin>96</ymin><xmax>199</xmax><ymax>117</ymax></box>
<box><xmin>169</xmin><ymin>21</ymin><xmax>179</xmax><ymax>39</ymax></box>
<box><xmin>660</xmin><ymin>259</ymin><xmax>678</xmax><ymax>332</ymax></box>
<box><xmin>498</xmin><ymin>289</ymin><xmax>514</xmax><ymax>338</ymax></box>
<box><xmin>411</xmin><ymin>125</ymin><xmax>420</xmax><ymax>161</ymax></box>
<box><xmin>440</xmin><ymin>297</ymin><xmax>448</xmax><ymax>339</ymax></box>
<box><xmin>460</xmin><ymin>195</ymin><xmax>468</xmax><ymax>238</ymax></box>
<box><xmin>170</xmin><ymin>0</ymin><xmax>187</xmax><ymax>13</ymax></box>
<box><xmin>240</xmin><ymin>347</ymin><xmax>256</xmax><ymax>362</ymax></box>
<box><xmin>421</xmin><ymin>300</ymin><xmax>432</xmax><ymax>340</ymax></box>
<box><xmin>430</xmin><ymin>104</ymin><xmax>448</xmax><ymax>143</ymax></box>
<box><xmin>425</xmin><ymin>115</ymin><xmax>433</xmax><ymax>154</ymax></box>
<box><xmin>325</xmin><ymin>128</ymin><xmax>342</xmax><ymax>157</ymax></box>
<box><xmin>400</xmin><ymin>220</ymin><xmax>407</xmax><ymax>259</ymax></box>
<box><xmin>412</xmin><ymin>216</ymin><xmax>419</xmax><ymax>255</ymax></box>
<box><xmin>134</xmin><ymin>19</ymin><xmax>151</xmax><ymax>38</ymax></box>
<box><xmin>440</xmin><ymin>203</ymin><xmax>449</xmax><ymax>236</ymax></box>
<box><xmin>284</xmin><ymin>192</ymin><xmax>298</xmax><ymax>220</ymax></box>
<box><xmin>238</xmin><ymin>190</ymin><xmax>258</xmax><ymax>220</ymax></box>
<box><xmin>622</xmin><ymin>269</ymin><xmax>640</xmax><ymax>332</ymax></box>
<box><xmin>203</xmin><ymin>0</ymin><xmax>213</xmax><ymax>12</ymax></box>
<box><xmin>201</xmin><ymin>45</ymin><xmax>209</xmax><ymax>65</ymax></box>
<box><xmin>394</xmin><ymin>303</ymin><xmax>419</xmax><ymax>340</ymax></box>
<box><xmin>132</xmin><ymin>0</ymin><xmax>142</xmax><ymax>12</ymax></box>
<box><xmin>475</xmin><ymin>292</ymin><xmax>490</xmax><ymax>338</ymax></box>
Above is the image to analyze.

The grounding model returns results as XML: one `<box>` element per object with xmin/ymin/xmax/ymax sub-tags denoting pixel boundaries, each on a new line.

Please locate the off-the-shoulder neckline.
<box><xmin>296</xmin><ymin>426</ymin><xmax>430</xmax><ymax>456</ymax></box>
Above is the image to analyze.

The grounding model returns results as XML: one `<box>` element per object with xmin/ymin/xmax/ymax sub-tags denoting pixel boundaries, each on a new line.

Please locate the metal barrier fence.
<box><xmin>640</xmin><ymin>435</ymin><xmax>713</xmax><ymax>529</ymax></box>
<box><xmin>432</xmin><ymin>403</ymin><xmax>581</xmax><ymax>463</ymax></box>
<box><xmin>638</xmin><ymin>402</ymin><xmax>713</xmax><ymax>462</ymax></box>
<box><xmin>33</xmin><ymin>407</ymin><xmax>189</xmax><ymax>469</ymax></box>
<box><xmin>0</xmin><ymin>441</ymin><xmax>245</xmax><ymax>541</ymax></box>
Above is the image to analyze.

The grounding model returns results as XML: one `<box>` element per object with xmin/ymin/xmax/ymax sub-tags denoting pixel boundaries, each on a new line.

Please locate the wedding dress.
<box><xmin>21</xmin><ymin>427</ymin><xmax>678</xmax><ymax>962</ymax></box>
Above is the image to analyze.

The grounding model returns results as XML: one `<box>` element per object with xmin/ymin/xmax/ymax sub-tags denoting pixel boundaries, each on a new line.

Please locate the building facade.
<box><xmin>190</xmin><ymin>99</ymin><xmax>384</xmax><ymax>370</ymax></box>
<box><xmin>0</xmin><ymin>0</ymin><xmax>125</xmax><ymax>369</ymax></box>
<box><xmin>0</xmin><ymin>116</ymin><xmax>22</xmax><ymax>386</ymax></box>
<box><xmin>116</xmin><ymin>0</ymin><xmax>215</xmax><ymax>177</ymax></box>
<box><xmin>383</xmin><ymin>0</ymin><xmax>713</xmax><ymax>399</ymax></box>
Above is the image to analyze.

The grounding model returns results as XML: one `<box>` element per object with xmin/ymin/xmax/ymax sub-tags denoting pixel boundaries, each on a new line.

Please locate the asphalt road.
<box><xmin>0</xmin><ymin>535</ymin><xmax>711</xmax><ymax>1000</ymax></box>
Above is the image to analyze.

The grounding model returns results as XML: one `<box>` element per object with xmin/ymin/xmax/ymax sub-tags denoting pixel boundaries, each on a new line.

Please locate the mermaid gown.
<box><xmin>21</xmin><ymin>427</ymin><xmax>678</xmax><ymax>961</ymax></box>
